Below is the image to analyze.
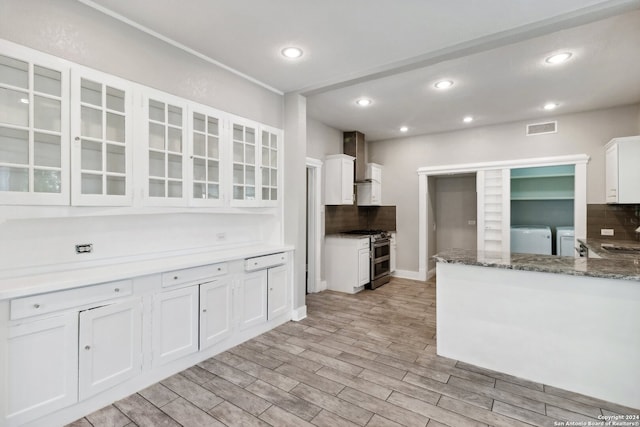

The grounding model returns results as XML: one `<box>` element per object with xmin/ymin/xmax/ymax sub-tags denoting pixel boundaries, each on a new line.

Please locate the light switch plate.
<box><xmin>600</xmin><ymin>228</ymin><xmax>615</xmax><ymax>236</ymax></box>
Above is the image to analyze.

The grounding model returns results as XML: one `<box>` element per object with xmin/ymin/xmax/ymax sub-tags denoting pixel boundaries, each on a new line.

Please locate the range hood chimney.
<box><xmin>344</xmin><ymin>131</ymin><xmax>366</xmax><ymax>182</ymax></box>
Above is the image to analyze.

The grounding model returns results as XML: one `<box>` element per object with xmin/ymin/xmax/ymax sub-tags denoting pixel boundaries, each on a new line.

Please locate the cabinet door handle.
<box><xmin>114</xmin><ymin>288</ymin><xmax>120</xmax><ymax>293</ymax></box>
<box><xmin>270</xmin><ymin>287</ymin><xmax>273</xmax><ymax>291</ymax></box>
<box><xmin>33</xmin><ymin>303</ymin><xmax>40</xmax><ymax>309</ymax></box>
<box><xmin>173</xmin><ymin>276</ymin><xmax>179</xmax><ymax>280</ymax></box>
<box><xmin>84</xmin><ymin>345</ymin><xmax>91</xmax><ymax>350</ymax></box>
<box><xmin>202</xmin><ymin>309</ymin><xmax>207</xmax><ymax>313</ymax></box>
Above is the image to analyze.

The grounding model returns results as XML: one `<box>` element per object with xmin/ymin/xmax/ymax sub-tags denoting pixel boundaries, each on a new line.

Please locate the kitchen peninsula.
<box><xmin>434</xmin><ymin>249</ymin><xmax>640</xmax><ymax>410</ymax></box>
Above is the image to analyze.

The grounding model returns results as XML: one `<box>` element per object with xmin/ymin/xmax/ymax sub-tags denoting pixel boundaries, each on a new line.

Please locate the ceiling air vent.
<box><xmin>526</xmin><ymin>121</ymin><xmax>557</xmax><ymax>136</ymax></box>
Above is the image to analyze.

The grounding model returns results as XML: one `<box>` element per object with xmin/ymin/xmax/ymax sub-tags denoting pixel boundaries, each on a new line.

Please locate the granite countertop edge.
<box><xmin>434</xmin><ymin>249</ymin><xmax>640</xmax><ymax>282</ymax></box>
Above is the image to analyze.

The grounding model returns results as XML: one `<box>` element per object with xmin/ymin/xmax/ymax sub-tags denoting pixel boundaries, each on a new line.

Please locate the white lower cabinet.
<box><xmin>78</xmin><ymin>298</ymin><xmax>143</xmax><ymax>400</ymax></box>
<box><xmin>152</xmin><ymin>286</ymin><xmax>199</xmax><ymax>367</ymax></box>
<box><xmin>7</xmin><ymin>313</ymin><xmax>78</xmax><ymax>427</ymax></box>
<box><xmin>239</xmin><ymin>270</ymin><xmax>268</xmax><ymax>330</ymax></box>
<box><xmin>3</xmin><ymin>253</ymin><xmax>291</xmax><ymax>426</ymax></box>
<box><xmin>200</xmin><ymin>277</ymin><xmax>233</xmax><ymax>350</ymax></box>
<box><xmin>267</xmin><ymin>264</ymin><xmax>288</xmax><ymax>320</ymax></box>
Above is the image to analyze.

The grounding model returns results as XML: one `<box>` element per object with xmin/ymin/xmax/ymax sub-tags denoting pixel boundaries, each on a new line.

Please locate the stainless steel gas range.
<box><xmin>343</xmin><ymin>230</ymin><xmax>392</xmax><ymax>289</ymax></box>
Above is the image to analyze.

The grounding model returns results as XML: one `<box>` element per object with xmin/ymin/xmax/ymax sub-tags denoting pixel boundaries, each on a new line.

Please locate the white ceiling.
<box><xmin>82</xmin><ymin>0</ymin><xmax>640</xmax><ymax>141</ymax></box>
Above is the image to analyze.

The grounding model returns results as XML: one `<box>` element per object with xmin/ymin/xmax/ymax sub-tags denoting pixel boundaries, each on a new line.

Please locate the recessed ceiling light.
<box><xmin>434</xmin><ymin>80</ymin><xmax>454</xmax><ymax>89</ymax></box>
<box><xmin>463</xmin><ymin>116</ymin><xmax>473</xmax><ymax>123</ymax></box>
<box><xmin>400</xmin><ymin>126</ymin><xmax>409</xmax><ymax>132</ymax></box>
<box><xmin>543</xmin><ymin>102</ymin><xmax>559</xmax><ymax>111</ymax></box>
<box><xmin>356</xmin><ymin>98</ymin><xmax>372</xmax><ymax>107</ymax></box>
<box><xmin>281</xmin><ymin>47</ymin><xmax>303</xmax><ymax>59</ymax></box>
<box><xmin>545</xmin><ymin>52</ymin><xmax>572</xmax><ymax>64</ymax></box>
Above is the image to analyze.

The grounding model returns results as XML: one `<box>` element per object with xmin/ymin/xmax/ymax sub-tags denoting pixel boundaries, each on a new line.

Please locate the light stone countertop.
<box><xmin>433</xmin><ymin>248</ymin><xmax>640</xmax><ymax>281</ymax></box>
<box><xmin>578</xmin><ymin>238</ymin><xmax>640</xmax><ymax>260</ymax></box>
<box><xmin>0</xmin><ymin>243</ymin><xmax>294</xmax><ymax>300</ymax></box>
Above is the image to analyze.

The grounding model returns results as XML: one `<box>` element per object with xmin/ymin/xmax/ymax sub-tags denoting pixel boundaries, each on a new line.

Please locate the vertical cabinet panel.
<box><xmin>152</xmin><ymin>286</ymin><xmax>199</xmax><ymax>366</ymax></box>
<box><xmin>230</xmin><ymin>117</ymin><xmax>258</xmax><ymax>205</ymax></box>
<box><xmin>189</xmin><ymin>105</ymin><xmax>226</xmax><ymax>206</ymax></box>
<box><xmin>260</xmin><ymin>126</ymin><xmax>281</xmax><ymax>205</ymax></box>
<box><xmin>200</xmin><ymin>278</ymin><xmax>233</xmax><ymax>349</ymax></box>
<box><xmin>7</xmin><ymin>313</ymin><xmax>78</xmax><ymax>427</ymax></box>
<box><xmin>358</xmin><ymin>248</ymin><xmax>371</xmax><ymax>286</ymax></box>
<box><xmin>142</xmin><ymin>90</ymin><xmax>188</xmax><ymax>206</ymax></box>
<box><xmin>71</xmin><ymin>69</ymin><xmax>133</xmax><ymax>205</ymax></box>
<box><xmin>78</xmin><ymin>299</ymin><xmax>142</xmax><ymax>400</ymax></box>
<box><xmin>239</xmin><ymin>270</ymin><xmax>267</xmax><ymax>330</ymax></box>
<box><xmin>267</xmin><ymin>264</ymin><xmax>288</xmax><ymax>320</ymax></box>
<box><xmin>0</xmin><ymin>46</ymin><xmax>70</xmax><ymax>205</ymax></box>
<box><xmin>476</xmin><ymin>169</ymin><xmax>510</xmax><ymax>253</ymax></box>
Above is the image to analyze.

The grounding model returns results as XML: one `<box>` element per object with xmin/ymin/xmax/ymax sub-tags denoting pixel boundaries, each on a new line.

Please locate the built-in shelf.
<box><xmin>511</xmin><ymin>165</ymin><xmax>575</xmax><ymax>201</ymax></box>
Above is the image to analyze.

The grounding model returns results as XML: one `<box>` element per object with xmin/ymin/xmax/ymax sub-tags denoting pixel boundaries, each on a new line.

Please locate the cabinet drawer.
<box><xmin>11</xmin><ymin>280</ymin><xmax>133</xmax><ymax>320</ymax></box>
<box><xmin>162</xmin><ymin>262</ymin><xmax>228</xmax><ymax>288</ymax></box>
<box><xmin>357</xmin><ymin>238</ymin><xmax>370</xmax><ymax>249</ymax></box>
<box><xmin>245</xmin><ymin>252</ymin><xmax>287</xmax><ymax>271</ymax></box>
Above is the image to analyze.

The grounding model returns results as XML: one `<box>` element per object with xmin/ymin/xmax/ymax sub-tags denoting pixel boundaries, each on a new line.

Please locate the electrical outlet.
<box><xmin>216</xmin><ymin>232</ymin><xmax>226</xmax><ymax>241</ymax></box>
<box><xmin>75</xmin><ymin>243</ymin><xmax>93</xmax><ymax>254</ymax></box>
<box><xmin>600</xmin><ymin>228</ymin><xmax>615</xmax><ymax>236</ymax></box>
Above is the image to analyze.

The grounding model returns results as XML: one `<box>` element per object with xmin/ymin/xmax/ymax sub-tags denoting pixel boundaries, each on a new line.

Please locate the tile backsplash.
<box><xmin>587</xmin><ymin>204</ymin><xmax>640</xmax><ymax>241</ymax></box>
<box><xmin>325</xmin><ymin>205</ymin><xmax>396</xmax><ymax>235</ymax></box>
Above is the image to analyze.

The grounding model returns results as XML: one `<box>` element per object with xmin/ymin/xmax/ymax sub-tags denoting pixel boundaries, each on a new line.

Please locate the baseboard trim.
<box><xmin>291</xmin><ymin>305</ymin><xmax>307</xmax><ymax>321</ymax></box>
<box><xmin>427</xmin><ymin>268</ymin><xmax>436</xmax><ymax>280</ymax></box>
<box><xmin>318</xmin><ymin>280</ymin><xmax>327</xmax><ymax>292</ymax></box>
<box><xmin>392</xmin><ymin>269</ymin><xmax>422</xmax><ymax>281</ymax></box>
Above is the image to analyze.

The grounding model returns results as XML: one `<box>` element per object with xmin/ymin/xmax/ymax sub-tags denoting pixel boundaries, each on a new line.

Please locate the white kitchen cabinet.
<box><xmin>189</xmin><ymin>103</ymin><xmax>226</xmax><ymax>206</ymax></box>
<box><xmin>325</xmin><ymin>235</ymin><xmax>370</xmax><ymax>293</ymax></box>
<box><xmin>70</xmin><ymin>68</ymin><xmax>133</xmax><ymax>205</ymax></box>
<box><xmin>142</xmin><ymin>88</ymin><xmax>188</xmax><ymax>206</ymax></box>
<box><xmin>0</xmin><ymin>45</ymin><xmax>70</xmax><ymax>205</ymax></box>
<box><xmin>238</xmin><ymin>270</ymin><xmax>268</xmax><ymax>330</ymax></box>
<box><xmin>230</xmin><ymin>117</ymin><xmax>259</xmax><ymax>205</ymax></box>
<box><xmin>260</xmin><ymin>126</ymin><xmax>281</xmax><ymax>205</ymax></box>
<box><xmin>267</xmin><ymin>264</ymin><xmax>288</xmax><ymax>320</ymax></box>
<box><xmin>78</xmin><ymin>298</ymin><xmax>143</xmax><ymax>400</ymax></box>
<box><xmin>7</xmin><ymin>312</ymin><xmax>78</xmax><ymax>427</ymax></box>
<box><xmin>605</xmin><ymin>136</ymin><xmax>640</xmax><ymax>203</ymax></box>
<box><xmin>325</xmin><ymin>154</ymin><xmax>354</xmax><ymax>205</ymax></box>
<box><xmin>199</xmin><ymin>277</ymin><xmax>233</xmax><ymax>350</ymax></box>
<box><xmin>152</xmin><ymin>286</ymin><xmax>199</xmax><ymax>367</ymax></box>
<box><xmin>365</xmin><ymin>163</ymin><xmax>382</xmax><ymax>182</ymax></box>
<box><xmin>357</xmin><ymin>181</ymin><xmax>381</xmax><ymax>205</ymax></box>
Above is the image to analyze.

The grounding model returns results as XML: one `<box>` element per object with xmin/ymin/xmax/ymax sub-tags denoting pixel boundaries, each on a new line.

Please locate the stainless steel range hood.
<box><xmin>344</xmin><ymin>131</ymin><xmax>367</xmax><ymax>182</ymax></box>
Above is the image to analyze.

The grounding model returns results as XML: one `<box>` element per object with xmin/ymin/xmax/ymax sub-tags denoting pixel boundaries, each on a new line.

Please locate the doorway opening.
<box><xmin>306</xmin><ymin>158</ymin><xmax>322</xmax><ymax>294</ymax></box>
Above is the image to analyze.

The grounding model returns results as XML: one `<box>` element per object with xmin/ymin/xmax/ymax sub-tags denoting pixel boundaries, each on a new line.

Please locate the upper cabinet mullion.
<box><xmin>141</xmin><ymin>88</ymin><xmax>188</xmax><ymax>206</ymax></box>
<box><xmin>70</xmin><ymin>68</ymin><xmax>133</xmax><ymax>206</ymax></box>
<box><xmin>0</xmin><ymin>43</ymin><xmax>69</xmax><ymax>205</ymax></box>
<box><xmin>188</xmin><ymin>103</ymin><xmax>226</xmax><ymax>207</ymax></box>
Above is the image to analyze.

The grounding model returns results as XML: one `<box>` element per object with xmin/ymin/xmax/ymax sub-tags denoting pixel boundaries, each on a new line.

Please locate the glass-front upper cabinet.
<box><xmin>189</xmin><ymin>104</ymin><xmax>226</xmax><ymax>207</ymax></box>
<box><xmin>260</xmin><ymin>126</ymin><xmax>281</xmax><ymax>206</ymax></box>
<box><xmin>231</xmin><ymin>117</ymin><xmax>259</xmax><ymax>206</ymax></box>
<box><xmin>0</xmin><ymin>48</ymin><xmax>69</xmax><ymax>205</ymax></box>
<box><xmin>70</xmin><ymin>69</ymin><xmax>133</xmax><ymax>206</ymax></box>
<box><xmin>143</xmin><ymin>89</ymin><xmax>188</xmax><ymax>206</ymax></box>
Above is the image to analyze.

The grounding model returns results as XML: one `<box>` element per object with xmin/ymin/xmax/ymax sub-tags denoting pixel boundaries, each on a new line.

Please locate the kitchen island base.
<box><xmin>436</xmin><ymin>262</ymin><xmax>640</xmax><ymax>409</ymax></box>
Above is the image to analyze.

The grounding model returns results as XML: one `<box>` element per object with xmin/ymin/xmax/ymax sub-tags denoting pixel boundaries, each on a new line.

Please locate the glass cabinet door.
<box><xmin>260</xmin><ymin>128</ymin><xmax>280</xmax><ymax>204</ymax></box>
<box><xmin>144</xmin><ymin>91</ymin><xmax>187</xmax><ymax>205</ymax></box>
<box><xmin>70</xmin><ymin>70</ymin><xmax>132</xmax><ymax>205</ymax></box>
<box><xmin>231</xmin><ymin>120</ymin><xmax>258</xmax><ymax>203</ymax></box>
<box><xmin>0</xmin><ymin>51</ymin><xmax>69</xmax><ymax>204</ymax></box>
<box><xmin>190</xmin><ymin>108</ymin><xmax>224</xmax><ymax>206</ymax></box>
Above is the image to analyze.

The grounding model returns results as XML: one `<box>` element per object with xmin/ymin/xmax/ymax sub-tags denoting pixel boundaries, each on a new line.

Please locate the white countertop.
<box><xmin>0</xmin><ymin>243</ymin><xmax>294</xmax><ymax>300</ymax></box>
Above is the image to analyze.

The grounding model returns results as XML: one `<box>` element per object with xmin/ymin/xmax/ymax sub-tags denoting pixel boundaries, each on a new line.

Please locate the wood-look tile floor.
<box><xmin>68</xmin><ymin>277</ymin><xmax>638</xmax><ymax>427</ymax></box>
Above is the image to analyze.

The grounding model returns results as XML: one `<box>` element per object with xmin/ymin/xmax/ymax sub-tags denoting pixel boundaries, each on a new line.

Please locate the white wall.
<box><xmin>370</xmin><ymin>104</ymin><xmax>640</xmax><ymax>274</ymax></box>
<box><xmin>0</xmin><ymin>0</ymin><xmax>282</xmax><ymax>127</ymax></box>
<box><xmin>306</xmin><ymin>118</ymin><xmax>343</xmax><ymax>162</ymax></box>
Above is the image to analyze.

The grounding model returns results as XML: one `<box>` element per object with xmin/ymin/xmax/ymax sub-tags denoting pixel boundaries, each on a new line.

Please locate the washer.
<box><xmin>511</xmin><ymin>225</ymin><xmax>552</xmax><ymax>255</ymax></box>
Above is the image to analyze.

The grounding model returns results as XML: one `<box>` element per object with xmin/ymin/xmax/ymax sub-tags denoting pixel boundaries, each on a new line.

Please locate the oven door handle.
<box><xmin>373</xmin><ymin>239</ymin><xmax>390</xmax><ymax>248</ymax></box>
